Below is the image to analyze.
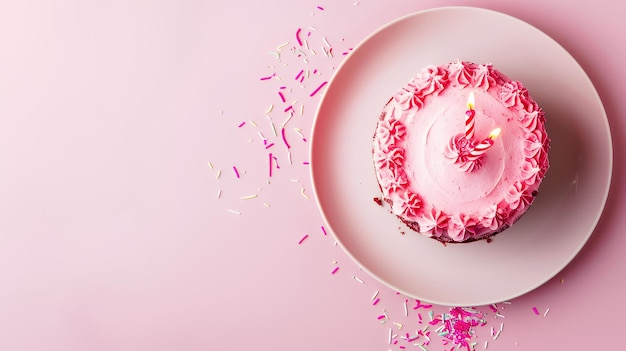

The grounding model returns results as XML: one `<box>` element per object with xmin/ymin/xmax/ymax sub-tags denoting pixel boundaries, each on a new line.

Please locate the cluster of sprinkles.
<box><xmin>208</xmin><ymin>4</ymin><xmax>555</xmax><ymax>350</ymax></box>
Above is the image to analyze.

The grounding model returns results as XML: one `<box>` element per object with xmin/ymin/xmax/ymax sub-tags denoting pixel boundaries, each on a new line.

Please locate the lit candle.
<box><xmin>467</xmin><ymin>127</ymin><xmax>501</xmax><ymax>161</ymax></box>
<box><xmin>465</xmin><ymin>91</ymin><xmax>475</xmax><ymax>140</ymax></box>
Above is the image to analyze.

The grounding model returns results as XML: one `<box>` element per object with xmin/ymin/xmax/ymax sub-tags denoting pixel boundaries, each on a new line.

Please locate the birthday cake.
<box><xmin>372</xmin><ymin>61</ymin><xmax>550</xmax><ymax>243</ymax></box>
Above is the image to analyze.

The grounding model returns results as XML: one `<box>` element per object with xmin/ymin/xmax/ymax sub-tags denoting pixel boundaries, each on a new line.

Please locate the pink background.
<box><xmin>0</xmin><ymin>1</ymin><xmax>624</xmax><ymax>350</ymax></box>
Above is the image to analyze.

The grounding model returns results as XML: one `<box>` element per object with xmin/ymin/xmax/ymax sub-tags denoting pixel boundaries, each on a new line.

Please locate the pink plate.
<box><xmin>310</xmin><ymin>7</ymin><xmax>612</xmax><ymax>306</ymax></box>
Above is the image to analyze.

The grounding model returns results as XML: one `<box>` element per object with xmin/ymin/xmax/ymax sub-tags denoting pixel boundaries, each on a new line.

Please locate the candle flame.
<box><xmin>489</xmin><ymin>127</ymin><xmax>502</xmax><ymax>140</ymax></box>
<box><xmin>467</xmin><ymin>91</ymin><xmax>475</xmax><ymax>110</ymax></box>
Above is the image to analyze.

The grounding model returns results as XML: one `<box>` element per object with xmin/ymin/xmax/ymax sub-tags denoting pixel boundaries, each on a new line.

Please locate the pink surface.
<box><xmin>0</xmin><ymin>1</ymin><xmax>623</xmax><ymax>350</ymax></box>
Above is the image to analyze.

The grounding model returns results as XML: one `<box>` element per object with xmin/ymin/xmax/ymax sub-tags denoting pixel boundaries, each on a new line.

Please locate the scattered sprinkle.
<box><xmin>208</xmin><ymin>162</ymin><xmax>213</xmax><ymax>169</ymax></box>
<box><xmin>371</xmin><ymin>290</ymin><xmax>379</xmax><ymax>300</ymax></box>
<box><xmin>543</xmin><ymin>308</ymin><xmax>550</xmax><ymax>317</ymax></box>
<box><xmin>215</xmin><ymin>169</ymin><xmax>221</xmax><ymax>179</ymax></box>
<box><xmin>280</xmin><ymin>128</ymin><xmax>291</xmax><ymax>149</ymax></box>
<box><xmin>296</xmin><ymin>28</ymin><xmax>303</xmax><ymax>46</ymax></box>
<box><xmin>298</xmin><ymin>234</ymin><xmax>309</xmax><ymax>244</ymax></box>
<box><xmin>321</xmin><ymin>226</ymin><xmax>327</xmax><ymax>236</ymax></box>
<box><xmin>216</xmin><ymin>189</ymin><xmax>222</xmax><ymax>199</ymax></box>
<box><xmin>265</xmin><ymin>104</ymin><xmax>274</xmax><ymax>114</ymax></box>
<box><xmin>227</xmin><ymin>209</ymin><xmax>241</xmax><ymax>215</ymax></box>
<box><xmin>240</xmin><ymin>194</ymin><xmax>257</xmax><ymax>200</ymax></box>
<box><xmin>309</xmin><ymin>81</ymin><xmax>328</xmax><ymax>97</ymax></box>
<box><xmin>233</xmin><ymin>166</ymin><xmax>240</xmax><ymax>178</ymax></box>
<box><xmin>532</xmin><ymin>307</ymin><xmax>540</xmax><ymax>315</ymax></box>
<box><xmin>353</xmin><ymin>276</ymin><xmax>364</xmax><ymax>284</ymax></box>
<box><xmin>300</xmin><ymin>186</ymin><xmax>309</xmax><ymax>199</ymax></box>
<box><xmin>373</xmin><ymin>298</ymin><xmax>380</xmax><ymax>306</ymax></box>
<box><xmin>331</xmin><ymin>266</ymin><xmax>339</xmax><ymax>274</ymax></box>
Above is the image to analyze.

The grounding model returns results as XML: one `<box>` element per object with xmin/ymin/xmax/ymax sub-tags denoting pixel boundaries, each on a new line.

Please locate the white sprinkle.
<box><xmin>300</xmin><ymin>186</ymin><xmax>309</xmax><ymax>199</ymax></box>
<box><xmin>257</xmin><ymin>131</ymin><xmax>267</xmax><ymax>142</ymax></box>
<box><xmin>217</xmin><ymin>189</ymin><xmax>222</xmax><ymax>199</ymax></box>
<box><xmin>543</xmin><ymin>308</ymin><xmax>550</xmax><ymax>316</ymax></box>
<box><xmin>500</xmin><ymin>322</ymin><xmax>504</xmax><ymax>332</ymax></box>
<box><xmin>354</xmin><ymin>1</ymin><xmax>359</xmax><ymax>4</ymax></box>
<box><xmin>240</xmin><ymin>194</ymin><xmax>257</xmax><ymax>200</ymax></box>
<box><xmin>404</xmin><ymin>299</ymin><xmax>408</xmax><ymax>316</ymax></box>
<box><xmin>493</xmin><ymin>330</ymin><xmax>501</xmax><ymax>340</ymax></box>
<box><xmin>310</xmin><ymin>48</ymin><xmax>316</xmax><ymax>56</ymax></box>
<box><xmin>495</xmin><ymin>312</ymin><xmax>505</xmax><ymax>318</ymax></box>
<box><xmin>265</xmin><ymin>104</ymin><xmax>274</xmax><ymax>114</ymax></box>
<box><xmin>502</xmin><ymin>301</ymin><xmax>512</xmax><ymax>304</ymax></box>
<box><xmin>215</xmin><ymin>169</ymin><xmax>221</xmax><ymax>179</ymax></box>
<box><xmin>294</xmin><ymin>128</ymin><xmax>305</xmax><ymax>138</ymax></box>
<box><xmin>393</xmin><ymin>322</ymin><xmax>403</xmax><ymax>330</ymax></box>
<box><xmin>276</xmin><ymin>42</ymin><xmax>289</xmax><ymax>51</ymax></box>
<box><xmin>263</xmin><ymin>202</ymin><xmax>271</xmax><ymax>207</ymax></box>
<box><xmin>388</xmin><ymin>328</ymin><xmax>392</xmax><ymax>344</ymax></box>
<box><xmin>288</xmin><ymin>150</ymin><xmax>293</xmax><ymax>165</ymax></box>
<box><xmin>300</xmin><ymin>105</ymin><xmax>304</xmax><ymax>115</ymax></box>
<box><xmin>281</xmin><ymin>113</ymin><xmax>293</xmax><ymax>128</ymax></box>
<box><xmin>323</xmin><ymin>36</ymin><xmax>331</xmax><ymax>48</ymax></box>
<box><xmin>250</xmin><ymin>120</ymin><xmax>257</xmax><ymax>127</ymax></box>
<box><xmin>304</xmin><ymin>39</ymin><xmax>310</xmax><ymax>50</ymax></box>
<box><xmin>484</xmin><ymin>341</ymin><xmax>488</xmax><ymax>349</ymax></box>
<box><xmin>289</xmin><ymin>179</ymin><xmax>299</xmax><ymax>182</ymax></box>
<box><xmin>208</xmin><ymin>162</ymin><xmax>214</xmax><ymax>169</ymax></box>
<box><xmin>227</xmin><ymin>209</ymin><xmax>241</xmax><ymax>215</ymax></box>
<box><xmin>309</xmin><ymin>26</ymin><xmax>318</xmax><ymax>31</ymax></box>
<box><xmin>353</xmin><ymin>276</ymin><xmax>364</xmax><ymax>284</ymax></box>
<box><xmin>371</xmin><ymin>290</ymin><xmax>379</xmax><ymax>300</ymax></box>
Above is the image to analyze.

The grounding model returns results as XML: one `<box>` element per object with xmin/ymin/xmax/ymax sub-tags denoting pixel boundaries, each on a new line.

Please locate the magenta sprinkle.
<box><xmin>298</xmin><ymin>234</ymin><xmax>309</xmax><ymax>244</ymax></box>
<box><xmin>296</xmin><ymin>28</ymin><xmax>303</xmax><ymax>46</ymax></box>
<box><xmin>321</xmin><ymin>226</ymin><xmax>327</xmax><ymax>235</ymax></box>
<box><xmin>281</xmin><ymin>128</ymin><xmax>291</xmax><ymax>149</ymax></box>
<box><xmin>373</xmin><ymin>298</ymin><xmax>380</xmax><ymax>306</ymax></box>
<box><xmin>331</xmin><ymin>266</ymin><xmax>339</xmax><ymax>274</ymax></box>
<box><xmin>233</xmin><ymin>166</ymin><xmax>240</xmax><ymax>178</ymax></box>
<box><xmin>317</xmin><ymin>6</ymin><xmax>324</xmax><ymax>10</ymax></box>
<box><xmin>413</xmin><ymin>300</ymin><xmax>433</xmax><ymax>309</ymax></box>
<box><xmin>309</xmin><ymin>81</ymin><xmax>328</xmax><ymax>97</ymax></box>
<box><xmin>238</xmin><ymin>121</ymin><xmax>246</xmax><ymax>128</ymax></box>
<box><xmin>284</xmin><ymin>105</ymin><xmax>294</xmax><ymax>113</ymax></box>
<box><xmin>295</xmin><ymin>69</ymin><xmax>304</xmax><ymax>81</ymax></box>
<box><xmin>303</xmin><ymin>161</ymin><xmax>310</xmax><ymax>165</ymax></box>
<box><xmin>489</xmin><ymin>304</ymin><xmax>498</xmax><ymax>313</ymax></box>
<box><xmin>278</xmin><ymin>91</ymin><xmax>286</xmax><ymax>103</ymax></box>
<box><xmin>268</xmin><ymin>153</ymin><xmax>273</xmax><ymax>177</ymax></box>
<box><xmin>532</xmin><ymin>307</ymin><xmax>540</xmax><ymax>315</ymax></box>
<box><xmin>265</xmin><ymin>143</ymin><xmax>275</xmax><ymax>149</ymax></box>
<box><xmin>260</xmin><ymin>73</ymin><xmax>275</xmax><ymax>81</ymax></box>
<box><xmin>377</xmin><ymin>315</ymin><xmax>386</xmax><ymax>320</ymax></box>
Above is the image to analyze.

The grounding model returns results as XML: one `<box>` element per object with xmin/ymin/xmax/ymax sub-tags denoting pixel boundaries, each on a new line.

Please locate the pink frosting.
<box><xmin>372</xmin><ymin>61</ymin><xmax>550</xmax><ymax>242</ymax></box>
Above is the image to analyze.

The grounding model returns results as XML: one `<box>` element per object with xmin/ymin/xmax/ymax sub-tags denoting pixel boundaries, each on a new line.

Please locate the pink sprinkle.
<box><xmin>238</xmin><ymin>121</ymin><xmax>246</xmax><ymax>128</ymax></box>
<box><xmin>233</xmin><ymin>166</ymin><xmax>240</xmax><ymax>178</ymax></box>
<box><xmin>309</xmin><ymin>81</ymin><xmax>328</xmax><ymax>97</ymax></box>
<box><xmin>278</xmin><ymin>91</ymin><xmax>286</xmax><ymax>103</ymax></box>
<box><xmin>281</xmin><ymin>128</ymin><xmax>291</xmax><ymax>149</ymax></box>
<box><xmin>331</xmin><ymin>266</ymin><xmax>339</xmax><ymax>274</ymax></box>
<box><xmin>295</xmin><ymin>69</ymin><xmax>304</xmax><ymax>81</ymax></box>
<box><xmin>321</xmin><ymin>226</ymin><xmax>327</xmax><ymax>235</ymax></box>
<box><xmin>377</xmin><ymin>315</ymin><xmax>386</xmax><ymax>320</ymax></box>
<box><xmin>298</xmin><ymin>234</ymin><xmax>309</xmax><ymax>244</ymax></box>
<box><xmin>532</xmin><ymin>307</ymin><xmax>540</xmax><ymax>315</ymax></box>
<box><xmin>296</xmin><ymin>28</ymin><xmax>303</xmax><ymax>46</ymax></box>
<box><xmin>373</xmin><ymin>298</ymin><xmax>380</xmax><ymax>306</ymax></box>
<box><xmin>489</xmin><ymin>304</ymin><xmax>498</xmax><ymax>313</ymax></box>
